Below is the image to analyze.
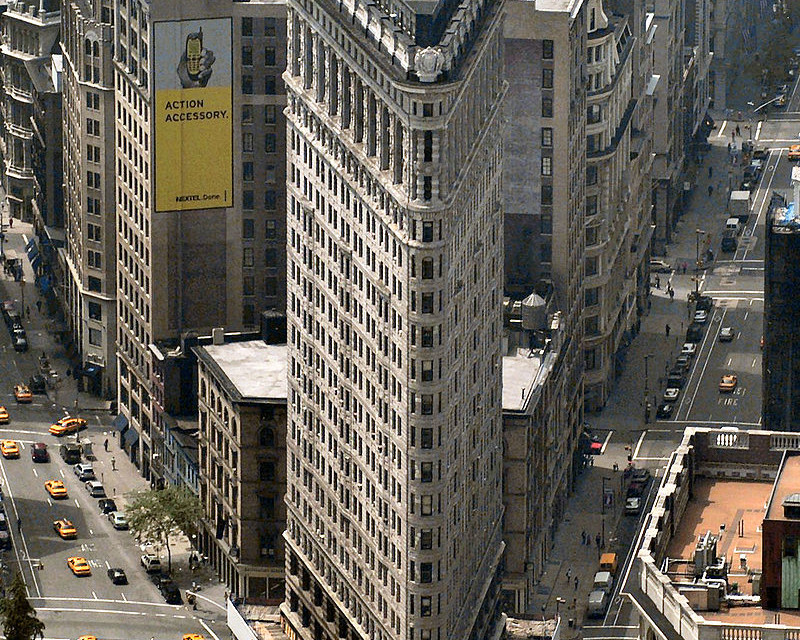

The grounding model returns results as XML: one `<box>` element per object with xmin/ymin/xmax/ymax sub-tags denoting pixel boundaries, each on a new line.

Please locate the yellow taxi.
<box><xmin>77</xmin><ymin>636</ymin><xmax>97</xmax><ymax>640</ymax></box>
<box><xmin>49</xmin><ymin>416</ymin><xmax>88</xmax><ymax>437</ymax></box>
<box><xmin>183</xmin><ymin>635</ymin><xmax>205</xmax><ymax>640</ymax></box>
<box><xmin>53</xmin><ymin>518</ymin><xmax>77</xmax><ymax>539</ymax></box>
<box><xmin>0</xmin><ymin>440</ymin><xmax>19</xmax><ymax>459</ymax></box>
<box><xmin>0</xmin><ymin>406</ymin><xmax>9</xmax><ymax>424</ymax></box>
<box><xmin>0</xmin><ymin>440</ymin><xmax>19</xmax><ymax>458</ymax></box>
<box><xmin>13</xmin><ymin>384</ymin><xmax>32</xmax><ymax>403</ymax></box>
<box><xmin>789</xmin><ymin>144</ymin><xmax>800</xmax><ymax>161</ymax></box>
<box><xmin>44</xmin><ymin>480</ymin><xmax>68</xmax><ymax>499</ymax></box>
<box><xmin>67</xmin><ymin>556</ymin><xmax>91</xmax><ymax>576</ymax></box>
<box><xmin>719</xmin><ymin>374</ymin><xmax>738</xmax><ymax>392</ymax></box>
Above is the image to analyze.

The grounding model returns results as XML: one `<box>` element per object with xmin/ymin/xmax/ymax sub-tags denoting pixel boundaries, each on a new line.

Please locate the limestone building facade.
<box><xmin>61</xmin><ymin>0</ymin><xmax>117</xmax><ymax>396</ymax></box>
<box><xmin>582</xmin><ymin>0</ymin><xmax>654</xmax><ymax>410</ymax></box>
<box><xmin>0</xmin><ymin>0</ymin><xmax>62</xmax><ymax>227</ymax></box>
<box><xmin>281</xmin><ymin>0</ymin><xmax>507</xmax><ymax>636</ymax></box>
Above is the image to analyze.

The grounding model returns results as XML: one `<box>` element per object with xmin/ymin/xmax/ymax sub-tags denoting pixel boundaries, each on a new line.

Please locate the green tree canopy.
<box><xmin>126</xmin><ymin>485</ymin><xmax>204</xmax><ymax>572</ymax></box>
<box><xmin>0</xmin><ymin>572</ymin><xmax>44</xmax><ymax>640</ymax></box>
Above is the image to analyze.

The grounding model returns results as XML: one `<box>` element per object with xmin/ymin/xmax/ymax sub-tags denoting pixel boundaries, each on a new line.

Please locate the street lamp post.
<box><xmin>644</xmin><ymin>354</ymin><xmax>652</xmax><ymax>423</ymax></box>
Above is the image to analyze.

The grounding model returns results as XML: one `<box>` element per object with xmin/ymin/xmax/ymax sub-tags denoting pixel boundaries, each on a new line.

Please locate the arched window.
<box><xmin>260</xmin><ymin>427</ymin><xmax>275</xmax><ymax>447</ymax></box>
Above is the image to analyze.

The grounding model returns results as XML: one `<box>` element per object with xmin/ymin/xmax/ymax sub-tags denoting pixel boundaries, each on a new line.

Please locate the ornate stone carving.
<box><xmin>414</xmin><ymin>46</ymin><xmax>444</xmax><ymax>82</ymax></box>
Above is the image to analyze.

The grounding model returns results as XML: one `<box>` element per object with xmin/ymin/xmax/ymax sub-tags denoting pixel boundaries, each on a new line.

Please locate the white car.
<box><xmin>663</xmin><ymin>387</ymin><xmax>680</xmax><ymax>402</ymax></box>
<box><xmin>650</xmin><ymin>259</ymin><xmax>672</xmax><ymax>273</ymax></box>
<box><xmin>681</xmin><ymin>343</ymin><xmax>697</xmax><ymax>357</ymax></box>
<box><xmin>693</xmin><ymin>310</ymin><xmax>708</xmax><ymax>324</ymax></box>
<box><xmin>108</xmin><ymin>511</ymin><xmax>128</xmax><ymax>530</ymax></box>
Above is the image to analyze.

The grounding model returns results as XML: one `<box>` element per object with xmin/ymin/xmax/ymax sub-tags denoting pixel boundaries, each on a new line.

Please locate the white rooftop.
<box><xmin>201</xmin><ymin>341</ymin><xmax>287</xmax><ymax>401</ymax></box>
<box><xmin>502</xmin><ymin>348</ymin><xmax>544</xmax><ymax>412</ymax></box>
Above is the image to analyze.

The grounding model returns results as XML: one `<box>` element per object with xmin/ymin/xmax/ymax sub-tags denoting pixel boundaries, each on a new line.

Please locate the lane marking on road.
<box><xmin>121</xmin><ymin>592</ymin><xmax>127</xmax><ymax>602</ymax></box>
<box><xmin>74</xmin><ymin>499</ymin><xmax>80</xmax><ymax>509</ymax></box>
<box><xmin>201</xmin><ymin>618</ymin><xmax>222</xmax><ymax>640</ymax></box>
<box><xmin>30</xmin><ymin>595</ymin><xmax>187</xmax><ymax>609</ymax></box>
<box><xmin>59</xmin><ymin>468</ymin><xmax>64</xmax><ymax>478</ymax></box>
<box><xmin>633</xmin><ymin>432</ymin><xmax>646</xmax><ymax>461</ymax></box>
<box><xmin>717</xmin><ymin>121</ymin><xmax>728</xmax><ymax>137</ymax></box>
<box><xmin>92</xmin><ymin>591</ymin><xmax>98</xmax><ymax>600</ymax></box>
<box><xmin>32</xmin><ymin>468</ymin><xmax>37</xmax><ymax>478</ymax></box>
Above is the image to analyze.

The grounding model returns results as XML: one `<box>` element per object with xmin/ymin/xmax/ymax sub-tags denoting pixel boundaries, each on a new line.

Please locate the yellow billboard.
<box><xmin>153</xmin><ymin>18</ymin><xmax>232</xmax><ymax>212</ymax></box>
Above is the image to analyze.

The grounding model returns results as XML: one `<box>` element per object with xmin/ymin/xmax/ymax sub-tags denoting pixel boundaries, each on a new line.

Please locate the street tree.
<box><xmin>126</xmin><ymin>484</ymin><xmax>204</xmax><ymax>573</ymax></box>
<box><xmin>0</xmin><ymin>572</ymin><xmax>45</xmax><ymax>640</ymax></box>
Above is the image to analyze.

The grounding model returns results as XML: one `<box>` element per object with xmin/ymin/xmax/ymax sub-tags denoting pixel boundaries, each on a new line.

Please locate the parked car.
<box><xmin>650</xmin><ymin>259</ymin><xmax>672</xmax><ymax>273</ymax></box>
<box><xmin>675</xmin><ymin>354</ymin><xmax>692</xmax><ymax>372</ymax></box>
<box><xmin>695</xmin><ymin>296</ymin><xmax>713</xmax><ymax>311</ymax></box>
<box><xmin>11</xmin><ymin>330</ymin><xmax>27</xmax><ymax>352</ymax></box>
<box><xmin>693</xmin><ymin>310</ymin><xmax>708</xmax><ymax>324</ymax></box>
<box><xmin>74</xmin><ymin>464</ymin><xmax>95</xmax><ymax>481</ymax></box>
<box><xmin>108</xmin><ymin>511</ymin><xmax>128</xmax><ymax>530</ymax></box>
<box><xmin>656</xmin><ymin>403</ymin><xmax>673</xmax><ymax>419</ymax></box>
<box><xmin>141</xmin><ymin>553</ymin><xmax>162</xmax><ymax>574</ymax></box>
<box><xmin>681</xmin><ymin>343</ymin><xmax>697</xmax><ymax>357</ymax></box>
<box><xmin>98</xmin><ymin>498</ymin><xmax>118</xmax><ymax>514</ymax></box>
<box><xmin>85</xmin><ymin>481</ymin><xmax>106</xmax><ymax>498</ymax></box>
<box><xmin>663</xmin><ymin>387</ymin><xmax>680</xmax><ymax>402</ymax></box>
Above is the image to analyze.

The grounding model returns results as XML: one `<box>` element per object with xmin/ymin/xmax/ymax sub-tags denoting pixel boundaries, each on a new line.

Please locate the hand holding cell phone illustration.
<box><xmin>177</xmin><ymin>27</ymin><xmax>216</xmax><ymax>88</ymax></box>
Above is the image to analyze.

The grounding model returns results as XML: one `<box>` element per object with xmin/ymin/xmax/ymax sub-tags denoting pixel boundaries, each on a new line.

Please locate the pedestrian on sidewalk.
<box><xmin>574</xmin><ymin>576</ymin><xmax>579</xmax><ymax>591</ymax></box>
<box><xmin>16</xmin><ymin>517</ymin><xmax>21</xmax><ymax>532</ymax></box>
<box><xmin>596</xmin><ymin>533</ymin><xmax>601</xmax><ymax>548</ymax></box>
<box><xmin>736</xmin><ymin>124</ymin><xmax>741</xmax><ymax>137</ymax></box>
<box><xmin>566</xmin><ymin>567</ymin><xmax>571</xmax><ymax>581</ymax></box>
<box><xmin>655</xmin><ymin>275</ymin><xmax>660</xmax><ymax>289</ymax></box>
<box><xmin>665</xmin><ymin>324</ymin><xmax>671</xmax><ymax>337</ymax></box>
<box><xmin>581</xmin><ymin>531</ymin><xmax>586</xmax><ymax>545</ymax></box>
<box><xmin>708</xmin><ymin>165</ymin><xmax>713</xmax><ymax>179</ymax></box>
<box><xmin>35</xmin><ymin>299</ymin><xmax>41</xmax><ymax>313</ymax></box>
<box><xmin>669</xmin><ymin>287</ymin><xmax>674</xmax><ymax>301</ymax></box>
<box><xmin>25</xmin><ymin>306</ymin><xmax>29</xmax><ymax>319</ymax></box>
<box><xmin>708</xmin><ymin>184</ymin><xmax>714</xmax><ymax>197</ymax></box>
<box><xmin>104</xmin><ymin>438</ymin><xmax>109</xmax><ymax>452</ymax></box>
<box><xmin>111</xmin><ymin>456</ymin><xmax>116</xmax><ymax>471</ymax></box>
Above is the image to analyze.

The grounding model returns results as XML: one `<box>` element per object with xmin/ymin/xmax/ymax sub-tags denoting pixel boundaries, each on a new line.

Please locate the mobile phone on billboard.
<box><xmin>185</xmin><ymin>27</ymin><xmax>203</xmax><ymax>81</ymax></box>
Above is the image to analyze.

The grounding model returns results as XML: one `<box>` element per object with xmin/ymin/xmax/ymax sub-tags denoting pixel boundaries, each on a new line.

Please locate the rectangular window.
<box><xmin>542</xmin><ymin>97</ymin><xmax>553</xmax><ymax>118</ymax></box>
<box><xmin>243</xmin><ymin>162</ymin><xmax>254</xmax><ymax>182</ymax></box>
<box><xmin>88</xmin><ymin>328</ymin><xmax>102</xmax><ymax>346</ymax></box>
<box><xmin>541</xmin><ymin>157</ymin><xmax>552</xmax><ymax>176</ymax></box>
<box><xmin>88</xmin><ymin>301</ymin><xmax>102</xmax><ymax>321</ymax></box>
<box><xmin>243</xmin><ymin>133</ymin><xmax>254</xmax><ymax>152</ymax></box>
<box><xmin>242</xmin><ymin>75</ymin><xmax>253</xmax><ymax>94</ymax></box>
<box><xmin>241</xmin><ymin>17</ymin><xmax>253</xmax><ymax>36</ymax></box>
<box><xmin>265</xmin><ymin>276</ymin><xmax>278</xmax><ymax>296</ymax></box>
<box><xmin>542</xmin><ymin>68</ymin><xmax>553</xmax><ymax>88</ymax></box>
<box><xmin>266</xmin><ymin>219</ymin><xmax>277</xmax><ymax>239</ymax></box>
<box><xmin>265</xmin><ymin>76</ymin><xmax>276</xmax><ymax>95</ymax></box>
<box><xmin>420</xmin><ymin>529</ymin><xmax>433</xmax><ymax>549</ymax></box>
<box><xmin>420</xmin><ymin>428</ymin><xmax>433</xmax><ymax>449</ymax></box>
<box><xmin>265</xmin><ymin>164</ymin><xmax>277</xmax><ymax>184</ymax></box>
<box><xmin>421</xmin><ymin>293</ymin><xmax>434</xmax><ymax>314</ymax></box>
<box><xmin>243</xmin><ymin>190</ymin><xmax>254</xmax><ymax>210</ymax></box>
<box><xmin>587</xmin><ymin>104</ymin><xmax>601</xmax><ymax>124</ymax></box>
<box><xmin>243</xmin><ymin>219</ymin><xmax>255</xmax><ymax>238</ymax></box>
<box><xmin>420</xmin><ymin>462</ymin><xmax>433</xmax><ymax>482</ymax></box>
<box><xmin>420</xmin><ymin>495</ymin><xmax>433</xmax><ymax>516</ymax></box>
<box><xmin>420</xmin><ymin>562</ymin><xmax>433</xmax><ymax>583</ymax></box>
<box><xmin>88</xmin><ymin>276</ymin><xmax>101</xmax><ymax>292</ymax></box>
<box><xmin>541</xmin><ymin>184</ymin><xmax>553</xmax><ymax>205</ymax></box>
<box><xmin>243</xmin><ymin>275</ymin><xmax>255</xmax><ymax>295</ymax></box>
<box><xmin>421</xmin><ymin>360</ymin><xmax>433</xmax><ymax>382</ymax></box>
<box><xmin>586</xmin><ymin>194</ymin><xmax>598</xmax><ymax>216</ymax></box>
<box><xmin>586</xmin><ymin>165</ymin><xmax>598</xmax><ymax>185</ymax></box>
<box><xmin>265</xmin><ymin>47</ymin><xmax>276</xmax><ymax>66</ymax></box>
<box><xmin>585</xmin><ymin>256</ymin><xmax>598</xmax><ymax>276</ymax></box>
<box><xmin>542</xmin><ymin>40</ymin><xmax>554</xmax><ymax>59</ymax></box>
<box><xmin>541</xmin><ymin>127</ymin><xmax>552</xmax><ymax>147</ymax></box>
<box><xmin>586</xmin><ymin>225</ymin><xmax>598</xmax><ymax>246</ymax></box>
<box><xmin>585</xmin><ymin>287</ymin><xmax>599</xmax><ymax>307</ymax></box>
<box><xmin>540</xmin><ymin>244</ymin><xmax>552</xmax><ymax>262</ymax></box>
<box><xmin>243</xmin><ymin>247</ymin><xmax>254</xmax><ymax>267</ymax></box>
<box><xmin>421</xmin><ymin>327</ymin><xmax>434</xmax><ymax>348</ymax></box>
<box><xmin>241</xmin><ymin>45</ymin><xmax>253</xmax><ymax>66</ymax></box>
<box><xmin>421</xmin><ymin>395</ymin><xmax>433</xmax><ymax>415</ymax></box>
<box><xmin>585</xmin><ymin>315</ymin><xmax>599</xmax><ymax>336</ymax></box>
<box><xmin>585</xmin><ymin>348</ymin><xmax>598</xmax><ymax>371</ymax></box>
<box><xmin>422</xmin><ymin>221</ymin><xmax>434</xmax><ymax>242</ymax></box>
<box><xmin>420</xmin><ymin>596</ymin><xmax>432</xmax><ymax>616</ymax></box>
<box><xmin>265</xmin><ymin>105</ymin><xmax>277</xmax><ymax>123</ymax></box>
<box><xmin>265</xmin><ymin>190</ymin><xmax>277</xmax><ymax>210</ymax></box>
<box><xmin>264</xmin><ymin>17</ymin><xmax>277</xmax><ymax>36</ymax></box>
<box><xmin>265</xmin><ymin>133</ymin><xmax>276</xmax><ymax>153</ymax></box>
<box><xmin>242</xmin><ymin>105</ymin><xmax>253</xmax><ymax>123</ymax></box>
<box><xmin>541</xmin><ymin>213</ymin><xmax>553</xmax><ymax>234</ymax></box>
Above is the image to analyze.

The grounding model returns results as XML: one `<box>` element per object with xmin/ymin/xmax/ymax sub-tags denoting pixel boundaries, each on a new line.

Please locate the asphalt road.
<box><xmin>0</xmin><ymin>240</ymin><xmax>224</xmax><ymax>639</ymax></box>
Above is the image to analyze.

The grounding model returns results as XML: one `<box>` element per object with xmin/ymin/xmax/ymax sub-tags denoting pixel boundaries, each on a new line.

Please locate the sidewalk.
<box><xmin>530</xmin><ymin>112</ymin><xmax>747</xmax><ymax>631</ymax></box>
<box><xmin>0</xmin><ymin>219</ymin><xmax>228</xmax><ymax>618</ymax></box>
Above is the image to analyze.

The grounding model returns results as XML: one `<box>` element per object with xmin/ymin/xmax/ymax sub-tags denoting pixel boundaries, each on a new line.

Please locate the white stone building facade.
<box><xmin>281</xmin><ymin>0</ymin><xmax>507</xmax><ymax>636</ymax></box>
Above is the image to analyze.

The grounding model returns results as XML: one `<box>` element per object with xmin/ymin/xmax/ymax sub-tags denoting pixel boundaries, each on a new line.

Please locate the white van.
<box><xmin>587</xmin><ymin>589</ymin><xmax>609</xmax><ymax>618</ymax></box>
<box><xmin>593</xmin><ymin>570</ymin><xmax>614</xmax><ymax>593</ymax></box>
<box><xmin>726</xmin><ymin>218</ymin><xmax>742</xmax><ymax>235</ymax></box>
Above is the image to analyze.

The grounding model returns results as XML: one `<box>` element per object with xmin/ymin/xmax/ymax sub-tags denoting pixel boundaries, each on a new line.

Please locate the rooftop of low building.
<box><xmin>196</xmin><ymin>340</ymin><xmax>287</xmax><ymax>403</ymax></box>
